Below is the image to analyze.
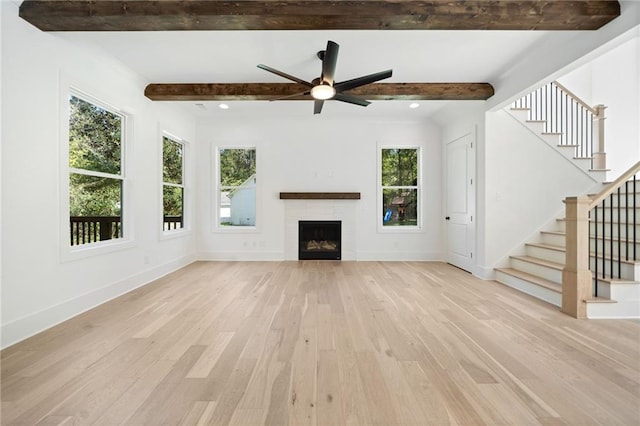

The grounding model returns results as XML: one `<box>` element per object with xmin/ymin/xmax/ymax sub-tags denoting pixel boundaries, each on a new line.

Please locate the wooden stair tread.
<box><xmin>541</xmin><ymin>230</ymin><xmax>565</xmax><ymax>236</ymax></box>
<box><xmin>592</xmin><ymin>276</ymin><xmax>637</xmax><ymax>285</ymax></box>
<box><xmin>510</xmin><ymin>255</ymin><xmax>564</xmax><ymax>270</ymax></box>
<box><xmin>584</xmin><ymin>297</ymin><xmax>617</xmax><ymax>304</ymax></box>
<box><xmin>495</xmin><ymin>268</ymin><xmax>562</xmax><ymax>293</ymax></box>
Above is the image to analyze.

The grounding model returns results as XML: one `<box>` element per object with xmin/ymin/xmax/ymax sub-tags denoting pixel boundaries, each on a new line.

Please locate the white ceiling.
<box><xmin>56</xmin><ymin>29</ymin><xmax>556</xmax><ymax>119</ymax></box>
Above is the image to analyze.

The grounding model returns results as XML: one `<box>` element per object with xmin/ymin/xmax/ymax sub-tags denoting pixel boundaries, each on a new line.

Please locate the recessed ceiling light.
<box><xmin>219</xmin><ymin>104</ymin><xmax>229</xmax><ymax>110</ymax></box>
<box><xmin>409</xmin><ymin>103</ymin><xmax>420</xmax><ymax>109</ymax></box>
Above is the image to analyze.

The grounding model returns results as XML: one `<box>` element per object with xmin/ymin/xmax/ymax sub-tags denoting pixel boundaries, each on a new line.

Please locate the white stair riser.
<box><xmin>590</xmin><ymin>239</ymin><xmax>640</xmax><ymax>260</ymax></box>
<box><xmin>591</xmin><ymin>207</ymin><xmax>640</xmax><ymax>222</ymax></box>
<box><xmin>541</xmin><ymin>232</ymin><xmax>566</xmax><ymax>247</ymax></box>
<box><xmin>588</xmin><ymin>170</ymin><xmax>608</xmax><ymax>183</ymax></box>
<box><xmin>585</xmin><ymin>222</ymin><xmax>640</xmax><ymax>238</ymax></box>
<box><xmin>510</xmin><ymin>258</ymin><xmax>562</xmax><ymax>283</ymax></box>
<box><xmin>495</xmin><ymin>271</ymin><xmax>562</xmax><ymax>307</ymax></box>
<box><xmin>596</xmin><ymin>193</ymin><xmax>640</xmax><ymax>207</ymax></box>
<box><xmin>556</xmin><ymin>220</ymin><xmax>640</xmax><ymax>237</ymax></box>
<box><xmin>509</xmin><ymin>108</ymin><xmax>530</xmax><ymax>122</ymax></box>
<box><xmin>526</xmin><ymin>245</ymin><xmax>565</xmax><ymax>264</ymax></box>
<box><xmin>595</xmin><ymin>282</ymin><xmax>640</xmax><ymax>301</ymax></box>
<box><xmin>586</xmin><ymin>300</ymin><xmax>640</xmax><ymax>319</ymax></box>
<box><xmin>525</xmin><ymin>120</ymin><xmax>546</xmax><ymax>133</ymax></box>
<box><xmin>572</xmin><ymin>158</ymin><xmax>594</xmax><ymax>172</ymax></box>
<box><xmin>590</xmin><ymin>258</ymin><xmax>639</xmax><ymax>281</ymax></box>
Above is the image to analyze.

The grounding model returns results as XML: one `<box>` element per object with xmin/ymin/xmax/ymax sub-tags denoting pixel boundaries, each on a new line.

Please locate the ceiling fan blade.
<box><xmin>314</xmin><ymin>99</ymin><xmax>325</xmax><ymax>114</ymax></box>
<box><xmin>334</xmin><ymin>92</ymin><xmax>371</xmax><ymax>107</ymax></box>
<box><xmin>334</xmin><ymin>69</ymin><xmax>393</xmax><ymax>92</ymax></box>
<box><xmin>321</xmin><ymin>40</ymin><xmax>339</xmax><ymax>85</ymax></box>
<box><xmin>257</xmin><ymin>64</ymin><xmax>313</xmax><ymax>87</ymax></box>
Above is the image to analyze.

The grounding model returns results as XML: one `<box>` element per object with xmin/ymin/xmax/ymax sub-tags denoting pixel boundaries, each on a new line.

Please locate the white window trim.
<box><xmin>377</xmin><ymin>143</ymin><xmax>423</xmax><ymax>233</ymax></box>
<box><xmin>60</xmin><ymin>87</ymin><xmax>135</xmax><ymax>262</ymax></box>
<box><xmin>160</xmin><ymin>131</ymin><xmax>191</xmax><ymax>240</ymax></box>
<box><xmin>212</xmin><ymin>144</ymin><xmax>259</xmax><ymax>233</ymax></box>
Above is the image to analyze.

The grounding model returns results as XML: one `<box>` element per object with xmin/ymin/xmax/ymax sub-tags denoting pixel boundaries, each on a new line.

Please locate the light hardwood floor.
<box><xmin>2</xmin><ymin>261</ymin><xmax>639</xmax><ymax>425</ymax></box>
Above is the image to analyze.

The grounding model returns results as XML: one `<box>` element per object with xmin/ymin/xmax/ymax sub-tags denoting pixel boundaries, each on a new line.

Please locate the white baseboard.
<box><xmin>355</xmin><ymin>251</ymin><xmax>444</xmax><ymax>261</ymax></box>
<box><xmin>1</xmin><ymin>254</ymin><xmax>196</xmax><ymax>350</ymax></box>
<box><xmin>197</xmin><ymin>251</ymin><xmax>285</xmax><ymax>261</ymax></box>
<box><xmin>475</xmin><ymin>265</ymin><xmax>496</xmax><ymax>280</ymax></box>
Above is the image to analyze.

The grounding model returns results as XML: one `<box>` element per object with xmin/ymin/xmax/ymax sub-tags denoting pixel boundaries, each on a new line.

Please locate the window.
<box><xmin>68</xmin><ymin>94</ymin><xmax>125</xmax><ymax>246</ymax></box>
<box><xmin>217</xmin><ymin>148</ymin><xmax>256</xmax><ymax>227</ymax></box>
<box><xmin>162</xmin><ymin>136</ymin><xmax>184</xmax><ymax>231</ymax></box>
<box><xmin>381</xmin><ymin>148</ymin><xmax>420</xmax><ymax>227</ymax></box>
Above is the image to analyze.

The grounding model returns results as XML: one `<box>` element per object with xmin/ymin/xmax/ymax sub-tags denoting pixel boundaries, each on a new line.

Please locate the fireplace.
<box><xmin>298</xmin><ymin>220</ymin><xmax>341</xmax><ymax>260</ymax></box>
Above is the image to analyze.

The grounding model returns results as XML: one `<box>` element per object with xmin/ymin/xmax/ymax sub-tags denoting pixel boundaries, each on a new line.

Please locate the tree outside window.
<box><xmin>68</xmin><ymin>94</ymin><xmax>124</xmax><ymax>245</ymax></box>
<box><xmin>218</xmin><ymin>148</ymin><xmax>256</xmax><ymax>227</ymax></box>
<box><xmin>163</xmin><ymin>136</ymin><xmax>184</xmax><ymax>231</ymax></box>
<box><xmin>381</xmin><ymin>148</ymin><xmax>419</xmax><ymax>227</ymax></box>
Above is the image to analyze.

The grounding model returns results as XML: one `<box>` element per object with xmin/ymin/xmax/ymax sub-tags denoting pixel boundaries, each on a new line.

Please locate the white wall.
<box><xmin>197</xmin><ymin>117</ymin><xmax>443</xmax><ymax>261</ymax></box>
<box><xmin>483</xmin><ymin>110</ymin><xmax>602</xmax><ymax>270</ymax></box>
<box><xmin>1</xmin><ymin>2</ymin><xmax>197</xmax><ymax>348</ymax></box>
<box><xmin>557</xmin><ymin>33</ymin><xmax>640</xmax><ymax>179</ymax></box>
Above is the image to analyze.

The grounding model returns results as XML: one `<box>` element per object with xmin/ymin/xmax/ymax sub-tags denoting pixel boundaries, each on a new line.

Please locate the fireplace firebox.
<box><xmin>298</xmin><ymin>221</ymin><xmax>341</xmax><ymax>260</ymax></box>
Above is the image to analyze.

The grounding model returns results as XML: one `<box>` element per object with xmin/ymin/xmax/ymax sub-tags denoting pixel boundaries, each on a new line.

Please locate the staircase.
<box><xmin>494</xmin><ymin>82</ymin><xmax>639</xmax><ymax>318</ymax></box>
<box><xmin>495</xmin><ymin>186</ymin><xmax>640</xmax><ymax>318</ymax></box>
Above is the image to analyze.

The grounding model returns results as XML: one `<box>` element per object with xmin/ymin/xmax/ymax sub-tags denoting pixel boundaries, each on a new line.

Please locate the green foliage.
<box><xmin>68</xmin><ymin>95</ymin><xmax>123</xmax><ymax>217</ymax></box>
<box><xmin>381</xmin><ymin>148</ymin><xmax>418</xmax><ymax>187</ymax></box>
<box><xmin>69</xmin><ymin>96</ymin><xmax>121</xmax><ymax>174</ymax></box>
<box><xmin>220</xmin><ymin>148</ymin><xmax>256</xmax><ymax>187</ymax></box>
<box><xmin>163</xmin><ymin>137</ymin><xmax>183</xmax><ymax>184</ymax></box>
<box><xmin>163</xmin><ymin>186</ymin><xmax>183</xmax><ymax>218</ymax></box>
<box><xmin>69</xmin><ymin>174</ymin><xmax>121</xmax><ymax>217</ymax></box>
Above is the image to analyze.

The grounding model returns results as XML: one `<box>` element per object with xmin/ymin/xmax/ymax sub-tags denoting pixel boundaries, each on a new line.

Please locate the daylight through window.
<box><xmin>218</xmin><ymin>148</ymin><xmax>256</xmax><ymax>227</ymax></box>
<box><xmin>68</xmin><ymin>94</ymin><xmax>125</xmax><ymax>246</ymax></box>
<box><xmin>381</xmin><ymin>148</ymin><xmax>419</xmax><ymax>227</ymax></box>
<box><xmin>163</xmin><ymin>136</ymin><xmax>184</xmax><ymax>231</ymax></box>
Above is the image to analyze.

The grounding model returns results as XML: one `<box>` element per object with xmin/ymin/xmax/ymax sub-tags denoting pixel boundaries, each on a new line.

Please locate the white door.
<box><xmin>445</xmin><ymin>132</ymin><xmax>475</xmax><ymax>273</ymax></box>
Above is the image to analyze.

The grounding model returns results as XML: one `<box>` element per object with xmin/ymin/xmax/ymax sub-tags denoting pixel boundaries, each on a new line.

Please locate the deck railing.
<box><xmin>70</xmin><ymin>216</ymin><xmax>122</xmax><ymax>246</ymax></box>
<box><xmin>563</xmin><ymin>161</ymin><xmax>640</xmax><ymax>317</ymax></box>
<box><xmin>70</xmin><ymin>216</ymin><xmax>183</xmax><ymax>245</ymax></box>
<box><xmin>513</xmin><ymin>81</ymin><xmax>606</xmax><ymax>170</ymax></box>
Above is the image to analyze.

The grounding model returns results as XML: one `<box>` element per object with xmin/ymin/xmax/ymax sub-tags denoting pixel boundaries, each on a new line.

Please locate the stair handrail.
<box><xmin>552</xmin><ymin>80</ymin><xmax>599</xmax><ymax>116</ymax></box>
<box><xmin>588</xmin><ymin>160</ymin><xmax>640</xmax><ymax>208</ymax></box>
<box><xmin>512</xmin><ymin>81</ymin><xmax>607</xmax><ymax>170</ymax></box>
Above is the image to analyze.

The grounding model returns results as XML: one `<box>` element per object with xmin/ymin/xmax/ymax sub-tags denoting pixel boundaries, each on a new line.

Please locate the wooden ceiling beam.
<box><xmin>144</xmin><ymin>83</ymin><xmax>495</xmax><ymax>101</ymax></box>
<box><xmin>20</xmin><ymin>1</ymin><xmax>620</xmax><ymax>32</ymax></box>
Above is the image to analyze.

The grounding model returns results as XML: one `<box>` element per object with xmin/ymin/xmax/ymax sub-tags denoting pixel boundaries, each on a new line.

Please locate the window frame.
<box><xmin>60</xmin><ymin>87</ymin><xmax>134</xmax><ymax>261</ymax></box>
<box><xmin>213</xmin><ymin>144</ymin><xmax>258</xmax><ymax>233</ymax></box>
<box><xmin>377</xmin><ymin>144</ymin><xmax>423</xmax><ymax>232</ymax></box>
<box><xmin>160</xmin><ymin>131</ymin><xmax>189</xmax><ymax>239</ymax></box>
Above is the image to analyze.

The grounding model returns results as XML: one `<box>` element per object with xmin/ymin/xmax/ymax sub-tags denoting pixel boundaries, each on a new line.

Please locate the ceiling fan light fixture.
<box><xmin>311</xmin><ymin>84</ymin><xmax>336</xmax><ymax>100</ymax></box>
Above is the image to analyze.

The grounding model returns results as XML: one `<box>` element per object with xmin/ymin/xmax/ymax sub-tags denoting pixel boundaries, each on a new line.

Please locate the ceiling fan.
<box><xmin>257</xmin><ymin>40</ymin><xmax>392</xmax><ymax>114</ymax></box>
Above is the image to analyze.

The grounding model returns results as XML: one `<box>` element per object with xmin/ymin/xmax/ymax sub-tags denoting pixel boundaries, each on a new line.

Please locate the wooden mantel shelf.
<box><xmin>279</xmin><ymin>192</ymin><xmax>360</xmax><ymax>200</ymax></box>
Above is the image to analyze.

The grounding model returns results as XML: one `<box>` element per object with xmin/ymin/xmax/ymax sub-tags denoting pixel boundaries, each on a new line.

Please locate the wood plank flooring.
<box><xmin>2</xmin><ymin>261</ymin><xmax>639</xmax><ymax>425</ymax></box>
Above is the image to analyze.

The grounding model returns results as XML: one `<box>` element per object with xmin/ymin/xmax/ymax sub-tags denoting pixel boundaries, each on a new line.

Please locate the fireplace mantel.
<box><xmin>279</xmin><ymin>192</ymin><xmax>360</xmax><ymax>200</ymax></box>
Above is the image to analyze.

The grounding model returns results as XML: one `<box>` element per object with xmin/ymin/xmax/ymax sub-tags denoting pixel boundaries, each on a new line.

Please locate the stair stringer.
<box><xmin>506</xmin><ymin>108</ymin><xmax>606</xmax><ymax>184</ymax></box>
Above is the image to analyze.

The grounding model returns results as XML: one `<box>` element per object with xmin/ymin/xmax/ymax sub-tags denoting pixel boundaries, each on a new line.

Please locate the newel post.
<box><xmin>592</xmin><ymin>104</ymin><xmax>607</xmax><ymax>170</ymax></box>
<box><xmin>562</xmin><ymin>196</ymin><xmax>592</xmax><ymax>318</ymax></box>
